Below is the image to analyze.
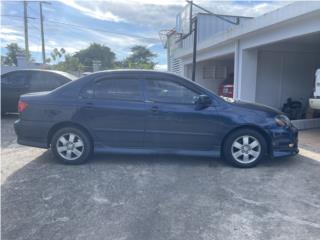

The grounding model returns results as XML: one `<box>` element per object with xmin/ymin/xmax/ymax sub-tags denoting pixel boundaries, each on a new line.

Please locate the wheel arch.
<box><xmin>220</xmin><ymin>124</ymin><xmax>272</xmax><ymax>157</ymax></box>
<box><xmin>47</xmin><ymin>121</ymin><xmax>94</xmax><ymax>148</ymax></box>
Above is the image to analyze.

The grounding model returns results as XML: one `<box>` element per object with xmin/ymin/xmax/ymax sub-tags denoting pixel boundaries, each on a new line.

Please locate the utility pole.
<box><xmin>191</xmin><ymin>17</ymin><xmax>197</xmax><ymax>82</ymax></box>
<box><xmin>39</xmin><ymin>2</ymin><xmax>45</xmax><ymax>63</ymax></box>
<box><xmin>39</xmin><ymin>2</ymin><xmax>51</xmax><ymax>64</ymax></box>
<box><xmin>23</xmin><ymin>1</ymin><xmax>29</xmax><ymax>57</ymax></box>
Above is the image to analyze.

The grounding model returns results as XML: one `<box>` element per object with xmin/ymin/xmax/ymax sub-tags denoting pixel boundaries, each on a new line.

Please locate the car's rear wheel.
<box><xmin>51</xmin><ymin>127</ymin><xmax>92</xmax><ymax>164</ymax></box>
<box><xmin>223</xmin><ymin>129</ymin><xmax>267</xmax><ymax>168</ymax></box>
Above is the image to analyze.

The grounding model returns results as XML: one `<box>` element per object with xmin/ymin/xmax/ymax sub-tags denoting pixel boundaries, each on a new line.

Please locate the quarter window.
<box><xmin>146</xmin><ymin>79</ymin><xmax>199</xmax><ymax>104</ymax></box>
<box><xmin>94</xmin><ymin>79</ymin><xmax>143</xmax><ymax>101</ymax></box>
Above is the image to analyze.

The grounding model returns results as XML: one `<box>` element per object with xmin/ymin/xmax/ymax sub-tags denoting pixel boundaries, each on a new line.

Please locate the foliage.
<box><xmin>52</xmin><ymin>54</ymin><xmax>83</xmax><ymax>73</ymax></box>
<box><xmin>74</xmin><ymin>43</ymin><xmax>115</xmax><ymax>70</ymax></box>
<box><xmin>2</xmin><ymin>42</ymin><xmax>158</xmax><ymax>73</ymax></box>
<box><xmin>2</xmin><ymin>43</ymin><xmax>29</xmax><ymax>66</ymax></box>
<box><xmin>118</xmin><ymin>45</ymin><xmax>157</xmax><ymax>69</ymax></box>
<box><xmin>47</xmin><ymin>48</ymin><xmax>66</xmax><ymax>63</ymax></box>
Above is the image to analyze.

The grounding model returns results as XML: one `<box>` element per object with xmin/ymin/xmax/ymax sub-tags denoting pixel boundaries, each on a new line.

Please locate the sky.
<box><xmin>1</xmin><ymin>0</ymin><xmax>293</xmax><ymax>70</ymax></box>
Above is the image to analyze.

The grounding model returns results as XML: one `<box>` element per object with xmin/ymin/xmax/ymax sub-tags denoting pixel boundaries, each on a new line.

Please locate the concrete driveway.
<box><xmin>2</xmin><ymin>116</ymin><xmax>320</xmax><ymax>240</ymax></box>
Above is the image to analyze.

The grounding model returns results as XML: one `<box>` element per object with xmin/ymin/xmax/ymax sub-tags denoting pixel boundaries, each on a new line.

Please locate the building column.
<box><xmin>234</xmin><ymin>41</ymin><xmax>258</xmax><ymax>102</ymax></box>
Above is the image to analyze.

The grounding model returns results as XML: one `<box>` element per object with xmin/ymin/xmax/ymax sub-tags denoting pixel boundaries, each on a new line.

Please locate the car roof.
<box><xmin>3</xmin><ymin>69</ymin><xmax>77</xmax><ymax>80</ymax></box>
<box><xmin>91</xmin><ymin>69</ymin><xmax>188</xmax><ymax>80</ymax></box>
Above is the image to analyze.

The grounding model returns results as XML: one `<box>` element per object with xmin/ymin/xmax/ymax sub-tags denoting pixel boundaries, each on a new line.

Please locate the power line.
<box><xmin>1</xmin><ymin>14</ymin><xmax>159</xmax><ymax>42</ymax></box>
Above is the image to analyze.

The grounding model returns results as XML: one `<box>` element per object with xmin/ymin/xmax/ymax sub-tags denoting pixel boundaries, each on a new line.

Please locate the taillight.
<box><xmin>18</xmin><ymin>100</ymin><xmax>28</xmax><ymax>113</ymax></box>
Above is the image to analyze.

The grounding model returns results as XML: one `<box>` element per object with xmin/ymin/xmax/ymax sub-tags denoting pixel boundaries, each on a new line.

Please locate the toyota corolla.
<box><xmin>14</xmin><ymin>70</ymin><xmax>298</xmax><ymax>167</ymax></box>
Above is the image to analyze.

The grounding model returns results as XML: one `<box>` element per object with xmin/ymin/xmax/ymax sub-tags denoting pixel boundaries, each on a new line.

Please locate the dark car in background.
<box><xmin>1</xmin><ymin>69</ymin><xmax>76</xmax><ymax>114</ymax></box>
<box><xmin>14</xmin><ymin>70</ymin><xmax>298</xmax><ymax>168</ymax></box>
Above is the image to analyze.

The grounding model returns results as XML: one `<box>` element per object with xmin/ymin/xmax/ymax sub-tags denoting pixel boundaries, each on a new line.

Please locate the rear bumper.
<box><xmin>270</xmin><ymin>125</ymin><xmax>299</xmax><ymax>158</ymax></box>
<box><xmin>14</xmin><ymin>119</ymin><xmax>51</xmax><ymax>149</ymax></box>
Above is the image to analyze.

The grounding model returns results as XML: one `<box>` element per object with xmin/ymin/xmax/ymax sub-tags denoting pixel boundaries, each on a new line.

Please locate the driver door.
<box><xmin>144</xmin><ymin>78</ymin><xmax>219</xmax><ymax>151</ymax></box>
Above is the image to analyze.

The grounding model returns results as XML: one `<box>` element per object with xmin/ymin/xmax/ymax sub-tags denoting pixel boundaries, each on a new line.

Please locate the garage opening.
<box><xmin>255</xmin><ymin>32</ymin><xmax>320</xmax><ymax>122</ymax></box>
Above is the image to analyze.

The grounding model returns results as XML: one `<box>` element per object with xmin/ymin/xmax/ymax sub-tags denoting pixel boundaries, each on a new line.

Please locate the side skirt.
<box><xmin>94</xmin><ymin>146</ymin><xmax>221</xmax><ymax>158</ymax></box>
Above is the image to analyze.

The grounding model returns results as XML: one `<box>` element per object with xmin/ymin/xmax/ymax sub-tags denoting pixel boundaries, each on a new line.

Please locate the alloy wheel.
<box><xmin>231</xmin><ymin>135</ymin><xmax>261</xmax><ymax>164</ymax></box>
<box><xmin>56</xmin><ymin>133</ymin><xmax>84</xmax><ymax>161</ymax></box>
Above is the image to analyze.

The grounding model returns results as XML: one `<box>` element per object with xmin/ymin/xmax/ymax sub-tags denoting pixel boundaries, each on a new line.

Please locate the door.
<box><xmin>1</xmin><ymin>71</ymin><xmax>30</xmax><ymax>113</ymax></box>
<box><xmin>144</xmin><ymin>78</ymin><xmax>219</xmax><ymax>151</ymax></box>
<box><xmin>77</xmin><ymin>77</ymin><xmax>147</xmax><ymax>148</ymax></box>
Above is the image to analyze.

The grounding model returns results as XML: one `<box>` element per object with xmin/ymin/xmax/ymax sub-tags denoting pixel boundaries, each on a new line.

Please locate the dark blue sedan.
<box><xmin>14</xmin><ymin>70</ymin><xmax>298</xmax><ymax>167</ymax></box>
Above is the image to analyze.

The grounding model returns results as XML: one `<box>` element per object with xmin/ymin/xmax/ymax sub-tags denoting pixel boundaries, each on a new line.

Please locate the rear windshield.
<box><xmin>57</xmin><ymin>72</ymin><xmax>78</xmax><ymax>80</ymax></box>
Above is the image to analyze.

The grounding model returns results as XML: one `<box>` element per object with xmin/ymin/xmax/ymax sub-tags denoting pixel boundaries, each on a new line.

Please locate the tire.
<box><xmin>51</xmin><ymin>127</ymin><xmax>92</xmax><ymax>164</ymax></box>
<box><xmin>223</xmin><ymin>128</ymin><xmax>267</xmax><ymax>168</ymax></box>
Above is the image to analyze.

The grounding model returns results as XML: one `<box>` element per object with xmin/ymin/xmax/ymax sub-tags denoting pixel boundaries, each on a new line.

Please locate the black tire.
<box><xmin>223</xmin><ymin>128</ymin><xmax>267</xmax><ymax>168</ymax></box>
<box><xmin>51</xmin><ymin>127</ymin><xmax>92</xmax><ymax>164</ymax></box>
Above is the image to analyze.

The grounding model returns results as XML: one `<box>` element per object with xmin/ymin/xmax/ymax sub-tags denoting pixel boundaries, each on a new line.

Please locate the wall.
<box><xmin>181</xmin><ymin>14</ymin><xmax>251</xmax><ymax>51</ymax></box>
<box><xmin>185</xmin><ymin>58</ymin><xmax>234</xmax><ymax>94</ymax></box>
<box><xmin>256</xmin><ymin>50</ymin><xmax>320</xmax><ymax>109</ymax></box>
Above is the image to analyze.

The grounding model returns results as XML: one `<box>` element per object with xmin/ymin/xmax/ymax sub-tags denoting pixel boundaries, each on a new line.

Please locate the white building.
<box><xmin>164</xmin><ymin>2</ymin><xmax>320</xmax><ymax>125</ymax></box>
<box><xmin>1</xmin><ymin>55</ymin><xmax>46</xmax><ymax>74</ymax></box>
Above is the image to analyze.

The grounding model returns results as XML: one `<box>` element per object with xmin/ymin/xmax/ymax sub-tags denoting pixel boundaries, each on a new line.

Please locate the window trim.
<box><xmin>91</xmin><ymin>77</ymin><xmax>145</xmax><ymax>102</ymax></box>
<box><xmin>143</xmin><ymin>78</ymin><xmax>202</xmax><ymax>106</ymax></box>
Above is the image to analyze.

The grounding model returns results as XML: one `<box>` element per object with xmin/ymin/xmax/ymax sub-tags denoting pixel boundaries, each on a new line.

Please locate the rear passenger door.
<box><xmin>77</xmin><ymin>76</ymin><xmax>147</xmax><ymax>149</ymax></box>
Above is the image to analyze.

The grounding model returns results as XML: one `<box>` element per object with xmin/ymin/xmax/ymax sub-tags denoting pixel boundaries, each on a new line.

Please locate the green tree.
<box><xmin>53</xmin><ymin>54</ymin><xmax>83</xmax><ymax>73</ymax></box>
<box><xmin>74</xmin><ymin>43</ymin><xmax>115</xmax><ymax>70</ymax></box>
<box><xmin>119</xmin><ymin>45</ymin><xmax>157</xmax><ymax>69</ymax></box>
<box><xmin>47</xmin><ymin>48</ymin><xmax>66</xmax><ymax>63</ymax></box>
<box><xmin>3</xmin><ymin>43</ymin><xmax>28</xmax><ymax>66</ymax></box>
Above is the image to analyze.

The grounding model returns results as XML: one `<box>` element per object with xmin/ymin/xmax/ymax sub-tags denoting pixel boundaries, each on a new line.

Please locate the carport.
<box><xmin>255</xmin><ymin>32</ymin><xmax>320</xmax><ymax>113</ymax></box>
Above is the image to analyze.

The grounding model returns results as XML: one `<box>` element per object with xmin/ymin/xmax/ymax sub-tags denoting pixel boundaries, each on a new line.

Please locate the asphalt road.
<box><xmin>2</xmin><ymin>116</ymin><xmax>320</xmax><ymax>240</ymax></box>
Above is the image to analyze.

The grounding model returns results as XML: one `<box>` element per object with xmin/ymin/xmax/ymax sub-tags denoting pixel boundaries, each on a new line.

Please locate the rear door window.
<box><xmin>93</xmin><ymin>78</ymin><xmax>143</xmax><ymax>102</ymax></box>
<box><xmin>29</xmin><ymin>72</ymin><xmax>65</xmax><ymax>91</ymax></box>
<box><xmin>29</xmin><ymin>72</ymin><xmax>46</xmax><ymax>91</ymax></box>
<box><xmin>3</xmin><ymin>72</ymin><xmax>30</xmax><ymax>89</ymax></box>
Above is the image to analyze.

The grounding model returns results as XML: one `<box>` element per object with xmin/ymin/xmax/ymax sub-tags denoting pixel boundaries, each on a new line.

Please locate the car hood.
<box><xmin>229</xmin><ymin>100</ymin><xmax>282</xmax><ymax>116</ymax></box>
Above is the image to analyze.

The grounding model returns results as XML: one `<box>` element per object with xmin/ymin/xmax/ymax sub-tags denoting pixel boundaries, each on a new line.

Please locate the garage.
<box><xmin>256</xmin><ymin>32</ymin><xmax>320</xmax><ymax>119</ymax></box>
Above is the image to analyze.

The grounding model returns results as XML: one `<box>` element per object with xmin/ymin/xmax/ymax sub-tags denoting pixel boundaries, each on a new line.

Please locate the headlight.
<box><xmin>275</xmin><ymin>115</ymin><xmax>291</xmax><ymax>127</ymax></box>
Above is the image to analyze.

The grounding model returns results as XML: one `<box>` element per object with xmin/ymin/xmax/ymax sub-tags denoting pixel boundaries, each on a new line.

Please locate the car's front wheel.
<box><xmin>223</xmin><ymin>129</ymin><xmax>267</xmax><ymax>168</ymax></box>
<box><xmin>51</xmin><ymin>127</ymin><xmax>92</xmax><ymax>164</ymax></box>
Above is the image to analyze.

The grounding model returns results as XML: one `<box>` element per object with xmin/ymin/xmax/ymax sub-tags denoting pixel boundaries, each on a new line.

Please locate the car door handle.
<box><xmin>84</xmin><ymin>102</ymin><xmax>94</xmax><ymax>109</ymax></box>
<box><xmin>150</xmin><ymin>106</ymin><xmax>159</xmax><ymax>113</ymax></box>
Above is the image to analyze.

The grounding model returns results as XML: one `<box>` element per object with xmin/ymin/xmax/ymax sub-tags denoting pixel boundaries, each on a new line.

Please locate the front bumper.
<box><xmin>270</xmin><ymin>125</ymin><xmax>299</xmax><ymax>158</ymax></box>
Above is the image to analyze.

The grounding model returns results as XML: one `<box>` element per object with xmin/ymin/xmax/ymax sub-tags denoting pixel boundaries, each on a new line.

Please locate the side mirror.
<box><xmin>194</xmin><ymin>94</ymin><xmax>212</xmax><ymax>110</ymax></box>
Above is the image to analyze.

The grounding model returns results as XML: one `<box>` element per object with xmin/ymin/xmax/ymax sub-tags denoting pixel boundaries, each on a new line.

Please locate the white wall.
<box><xmin>185</xmin><ymin>58</ymin><xmax>234</xmax><ymax>94</ymax></box>
<box><xmin>256</xmin><ymin>50</ymin><xmax>320</xmax><ymax>109</ymax></box>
